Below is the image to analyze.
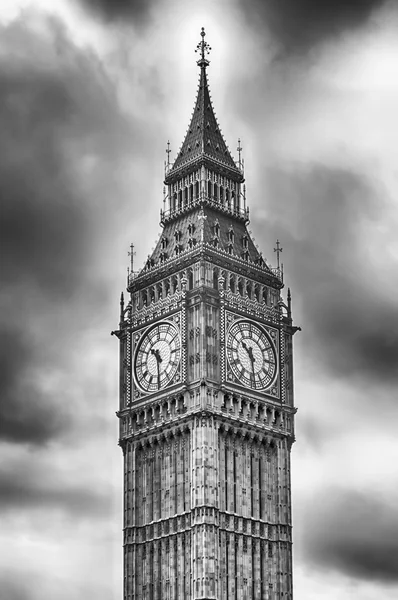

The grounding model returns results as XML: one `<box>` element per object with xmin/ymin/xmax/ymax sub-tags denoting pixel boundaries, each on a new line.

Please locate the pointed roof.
<box><xmin>165</xmin><ymin>28</ymin><xmax>242</xmax><ymax>182</ymax></box>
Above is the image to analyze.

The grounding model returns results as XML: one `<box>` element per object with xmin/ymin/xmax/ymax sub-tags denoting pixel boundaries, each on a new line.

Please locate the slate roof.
<box><xmin>165</xmin><ymin>65</ymin><xmax>241</xmax><ymax>181</ymax></box>
<box><xmin>148</xmin><ymin>204</ymin><xmax>271</xmax><ymax>273</ymax></box>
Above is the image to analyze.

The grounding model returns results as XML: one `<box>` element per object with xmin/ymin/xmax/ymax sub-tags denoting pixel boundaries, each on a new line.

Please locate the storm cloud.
<box><xmin>0</xmin><ymin>457</ymin><xmax>110</xmax><ymax>516</ymax></box>
<box><xmin>258</xmin><ymin>165</ymin><xmax>398</xmax><ymax>384</ymax></box>
<box><xmin>0</xmin><ymin>14</ymin><xmax>132</xmax><ymax>445</ymax></box>
<box><xmin>256</xmin><ymin>165</ymin><xmax>398</xmax><ymax>381</ymax></box>
<box><xmin>304</xmin><ymin>489</ymin><xmax>398</xmax><ymax>582</ymax></box>
<box><xmin>78</xmin><ymin>0</ymin><xmax>156</xmax><ymax>22</ymax></box>
<box><xmin>238</xmin><ymin>0</ymin><xmax>390</xmax><ymax>55</ymax></box>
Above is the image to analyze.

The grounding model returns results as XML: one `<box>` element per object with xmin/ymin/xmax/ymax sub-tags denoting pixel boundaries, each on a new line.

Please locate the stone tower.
<box><xmin>114</xmin><ymin>28</ymin><xmax>299</xmax><ymax>600</ymax></box>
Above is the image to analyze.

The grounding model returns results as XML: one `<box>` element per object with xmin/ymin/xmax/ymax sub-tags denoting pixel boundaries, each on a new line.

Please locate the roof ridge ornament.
<box><xmin>195</xmin><ymin>27</ymin><xmax>211</xmax><ymax>69</ymax></box>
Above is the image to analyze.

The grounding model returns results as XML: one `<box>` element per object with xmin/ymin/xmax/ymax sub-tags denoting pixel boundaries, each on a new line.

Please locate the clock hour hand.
<box><xmin>150</xmin><ymin>348</ymin><xmax>162</xmax><ymax>363</ymax></box>
<box><xmin>242</xmin><ymin>341</ymin><xmax>255</xmax><ymax>364</ymax></box>
<box><xmin>151</xmin><ymin>348</ymin><xmax>162</xmax><ymax>389</ymax></box>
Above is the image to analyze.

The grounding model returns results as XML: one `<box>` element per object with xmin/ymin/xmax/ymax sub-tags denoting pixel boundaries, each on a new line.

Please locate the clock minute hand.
<box><xmin>242</xmin><ymin>341</ymin><xmax>256</xmax><ymax>384</ymax></box>
<box><xmin>248</xmin><ymin>347</ymin><xmax>256</xmax><ymax>382</ymax></box>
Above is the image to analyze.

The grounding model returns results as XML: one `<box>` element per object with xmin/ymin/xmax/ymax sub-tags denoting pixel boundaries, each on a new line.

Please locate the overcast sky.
<box><xmin>1</xmin><ymin>1</ymin><xmax>398</xmax><ymax>598</ymax></box>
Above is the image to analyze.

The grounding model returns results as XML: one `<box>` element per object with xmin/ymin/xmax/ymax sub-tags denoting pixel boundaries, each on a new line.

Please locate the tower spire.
<box><xmin>166</xmin><ymin>27</ymin><xmax>240</xmax><ymax>179</ymax></box>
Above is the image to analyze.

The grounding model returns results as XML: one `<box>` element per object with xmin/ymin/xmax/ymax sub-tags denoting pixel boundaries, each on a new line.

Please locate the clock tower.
<box><xmin>114</xmin><ymin>28</ymin><xmax>299</xmax><ymax>600</ymax></box>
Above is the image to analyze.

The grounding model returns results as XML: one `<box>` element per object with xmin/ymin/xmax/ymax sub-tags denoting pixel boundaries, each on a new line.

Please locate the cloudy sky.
<box><xmin>1</xmin><ymin>0</ymin><xmax>398</xmax><ymax>598</ymax></box>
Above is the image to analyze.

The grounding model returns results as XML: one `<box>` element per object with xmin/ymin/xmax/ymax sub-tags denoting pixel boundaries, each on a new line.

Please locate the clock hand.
<box><xmin>150</xmin><ymin>348</ymin><xmax>163</xmax><ymax>363</ymax></box>
<box><xmin>247</xmin><ymin>346</ymin><xmax>255</xmax><ymax>364</ymax></box>
<box><xmin>251</xmin><ymin>359</ymin><xmax>256</xmax><ymax>383</ymax></box>
<box><xmin>242</xmin><ymin>341</ymin><xmax>252</xmax><ymax>358</ymax></box>
<box><xmin>151</xmin><ymin>348</ymin><xmax>162</xmax><ymax>389</ymax></box>
<box><xmin>242</xmin><ymin>341</ymin><xmax>255</xmax><ymax>364</ymax></box>
<box><xmin>156</xmin><ymin>355</ymin><xmax>160</xmax><ymax>389</ymax></box>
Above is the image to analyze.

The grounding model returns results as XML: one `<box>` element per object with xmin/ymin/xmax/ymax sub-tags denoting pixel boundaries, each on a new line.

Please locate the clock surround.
<box><xmin>133</xmin><ymin>320</ymin><xmax>181</xmax><ymax>393</ymax></box>
<box><xmin>226</xmin><ymin>318</ymin><xmax>278</xmax><ymax>391</ymax></box>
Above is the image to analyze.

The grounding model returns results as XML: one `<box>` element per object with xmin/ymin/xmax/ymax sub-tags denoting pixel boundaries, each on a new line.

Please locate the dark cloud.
<box><xmin>0</xmin><ymin>331</ymin><xmax>69</xmax><ymax>445</ymax></box>
<box><xmin>238</xmin><ymin>0</ymin><xmax>388</xmax><ymax>55</ymax></box>
<box><xmin>256</xmin><ymin>165</ymin><xmax>398</xmax><ymax>384</ymax></box>
<box><xmin>304</xmin><ymin>489</ymin><xmax>398</xmax><ymax>582</ymax></box>
<box><xmin>0</xmin><ymin>461</ymin><xmax>110</xmax><ymax>517</ymax></box>
<box><xmin>0</xmin><ymin>15</ymin><xmax>132</xmax><ymax>445</ymax></box>
<box><xmin>78</xmin><ymin>0</ymin><xmax>154</xmax><ymax>22</ymax></box>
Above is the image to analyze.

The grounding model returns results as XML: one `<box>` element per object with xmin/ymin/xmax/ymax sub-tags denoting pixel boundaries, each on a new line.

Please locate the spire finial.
<box><xmin>237</xmin><ymin>138</ymin><xmax>243</xmax><ymax>171</ymax></box>
<box><xmin>195</xmin><ymin>27</ymin><xmax>211</xmax><ymax>68</ymax></box>
<box><xmin>274</xmin><ymin>239</ymin><xmax>283</xmax><ymax>270</ymax></box>
<box><xmin>128</xmin><ymin>243</ymin><xmax>136</xmax><ymax>274</ymax></box>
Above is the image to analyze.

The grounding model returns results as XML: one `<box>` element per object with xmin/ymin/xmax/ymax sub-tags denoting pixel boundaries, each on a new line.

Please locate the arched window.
<box><xmin>187</xmin><ymin>270</ymin><xmax>193</xmax><ymax>289</ymax></box>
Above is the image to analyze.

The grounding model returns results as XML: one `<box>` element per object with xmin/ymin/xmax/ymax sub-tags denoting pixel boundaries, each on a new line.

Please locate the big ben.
<box><xmin>113</xmin><ymin>27</ymin><xmax>299</xmax><ymax>600</ymax></box>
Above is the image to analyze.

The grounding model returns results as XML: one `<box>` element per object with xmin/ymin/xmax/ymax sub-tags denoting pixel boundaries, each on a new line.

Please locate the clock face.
<box><xmin>226</xmin><ymin>320</ymin><xmax>277</xmax><ymax>390</ymax></box>
<box><xmin>134</xmin><ymin>322</ymin><xmax>181</xmax><ymax>393</ymax></box>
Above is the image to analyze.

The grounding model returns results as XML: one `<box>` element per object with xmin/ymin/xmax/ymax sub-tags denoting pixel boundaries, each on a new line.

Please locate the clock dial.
<box><xmin>134</xmin><ymin>322</ymin><xmax>181</xmax><ymax>393</ymax></box>
<box><xmin>226</xmin><ymin>320</ymin><xmax>277</xmax><ymax>390</ymax></box>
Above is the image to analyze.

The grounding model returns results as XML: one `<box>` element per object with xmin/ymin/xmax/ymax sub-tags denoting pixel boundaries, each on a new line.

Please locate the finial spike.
<box><xmin>165</xmin><ymin>140</ymin><xmax>171</xmax><ymax>171</ymax></box>
<box><xmin>128</xmin><ymin>243</ymin><xmax>136</xmax><ymax>274</ymax></box>
<box><xmin>274</xmin><ymin>239</ymin><xmax>283</xmax><ymax>270</ymax></box>
<box><xmin>195</xmin><ymin>27</ymin><xmax>211</xmax><ymax>68</ymax></box>
<box><xmin>120</xmin><ymin>291</ymin><xmax>125</xmax><ymax>320</ymax></box>
<box><xmin>237</xmin><ymin>138</ymin><xmax>242</xmax><ymax>169</ymax></box>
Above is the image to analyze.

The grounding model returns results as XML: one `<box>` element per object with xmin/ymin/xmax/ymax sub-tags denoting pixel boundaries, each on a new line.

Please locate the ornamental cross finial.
<box><xmin>166</xmin><ymin>140</ymin><xmax>171</xmax><ymax>168</ymax></box>
<box><xmin>274</xmin><ymin>239</ymin><xmax>283</xmax><ymax>269</ymax></box>
<box><xmin>195</xmin><ymin>27</ymin><xmax>211</xmax><ymax>67</ymax></box>
<box><xmin>237</xmin><ymin>138</ymin><xmax>243</xmax><ymax>169</ymax></box>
